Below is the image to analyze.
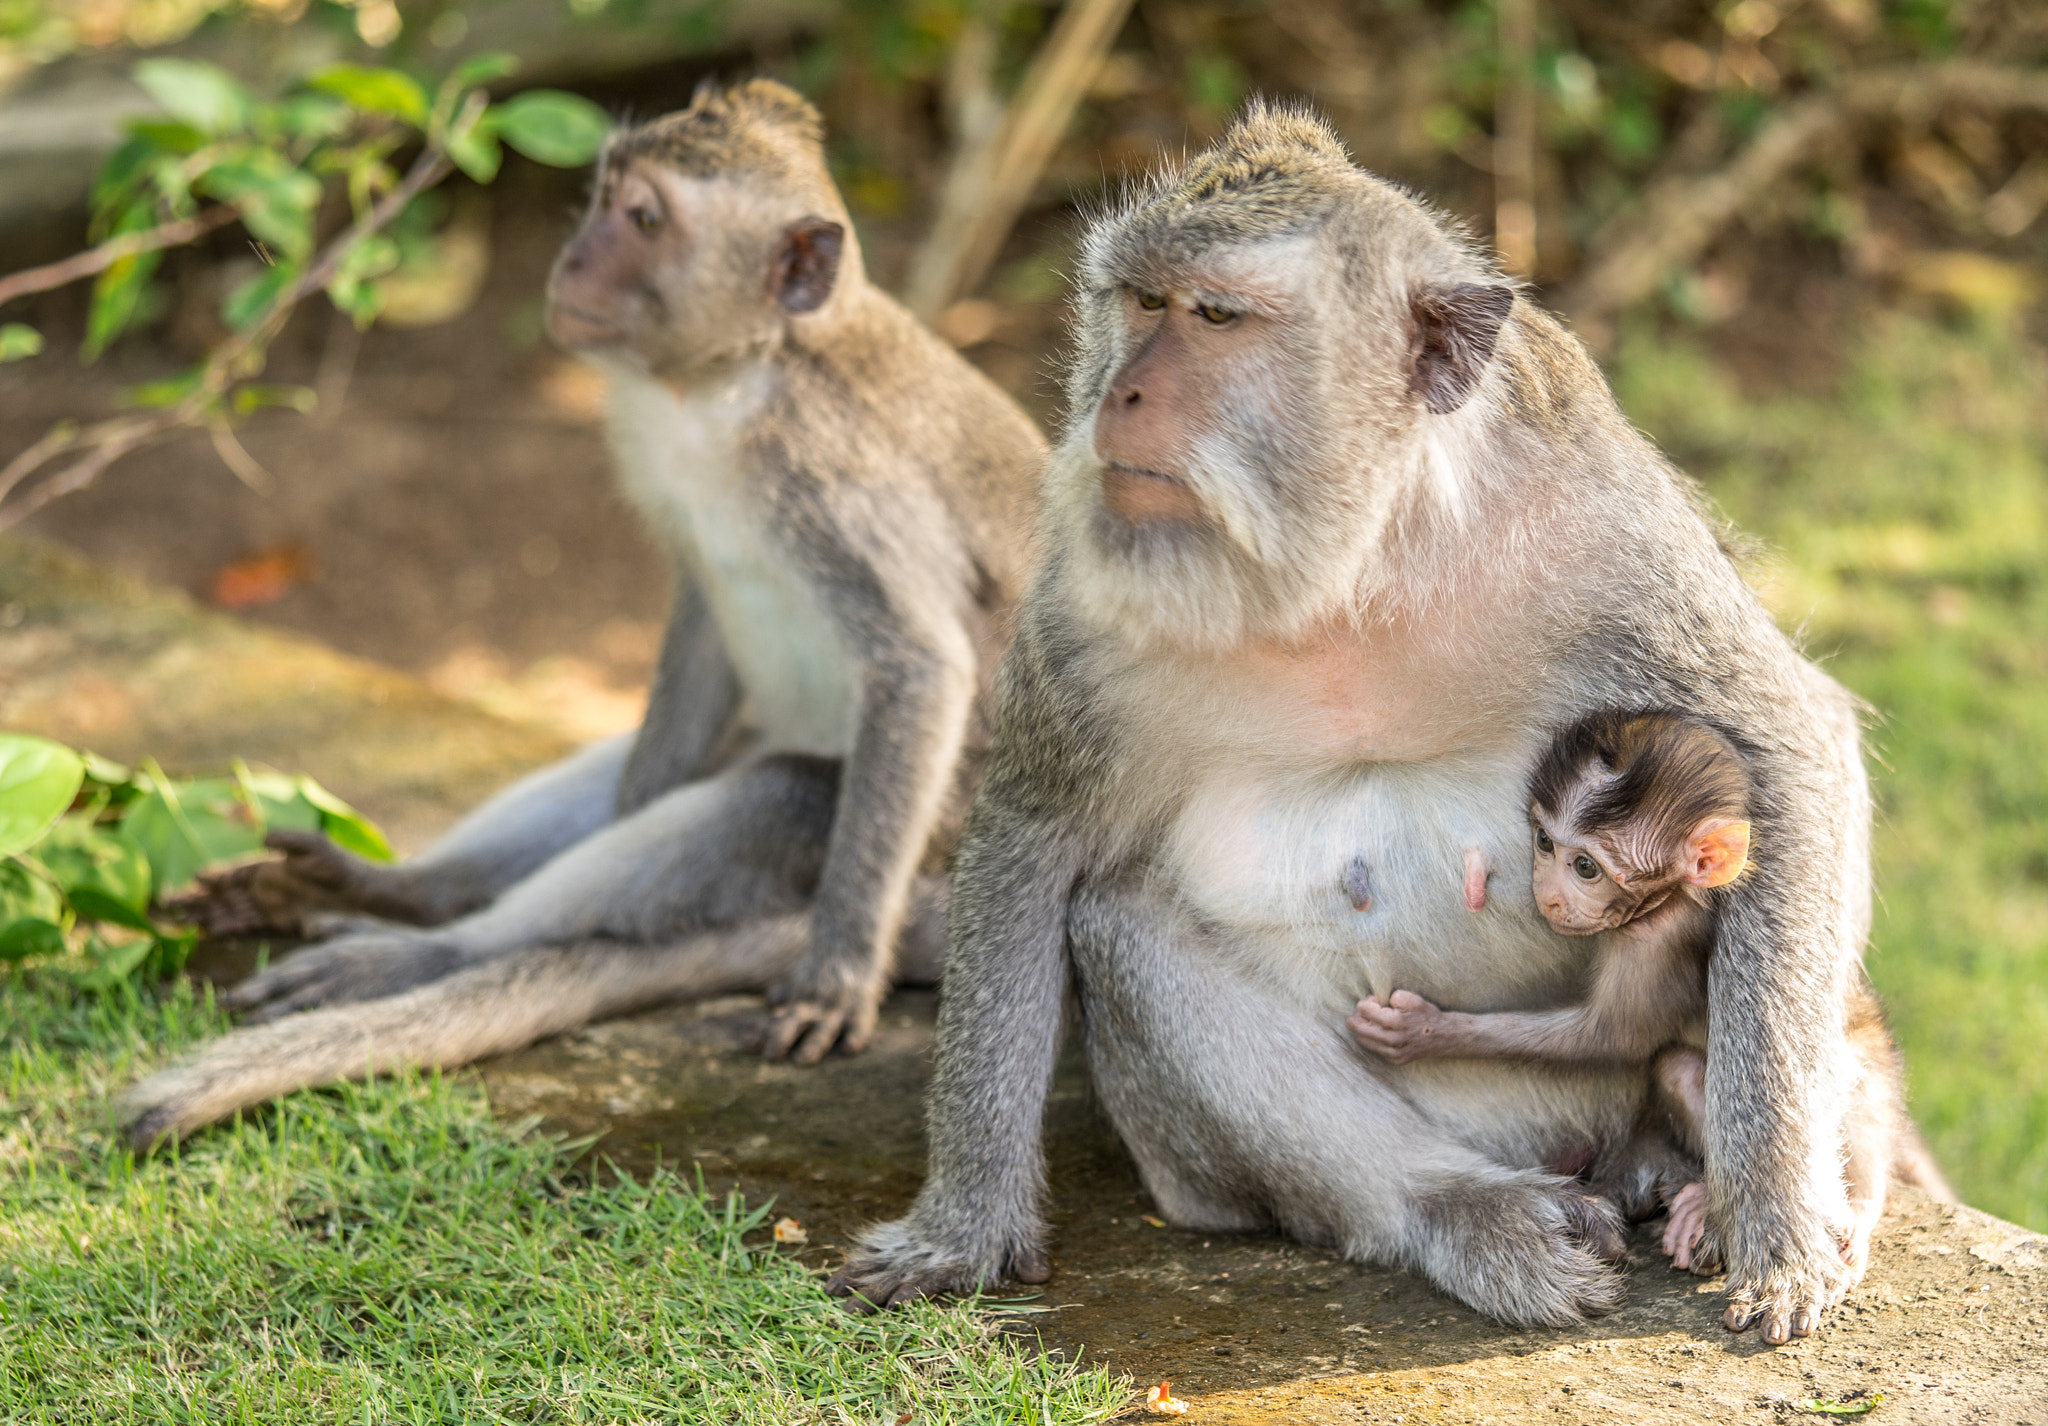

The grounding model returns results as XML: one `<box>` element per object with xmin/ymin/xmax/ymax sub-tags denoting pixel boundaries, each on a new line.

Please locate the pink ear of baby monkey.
<box><xmin>1686</xmin><ymin>820</ymin><xmax>1751</xmax><ymax>888</ymax></box>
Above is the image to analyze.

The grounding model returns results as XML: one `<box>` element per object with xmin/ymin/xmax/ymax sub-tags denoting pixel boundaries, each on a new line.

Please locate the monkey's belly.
<box><xmin>1163</xmin><ymin>759</ymin><xmax>1583</xmax><ymax>1017</ymax></box>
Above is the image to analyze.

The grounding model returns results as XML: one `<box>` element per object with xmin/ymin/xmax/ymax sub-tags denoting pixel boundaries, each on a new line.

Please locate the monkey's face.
<box><xmin>546</xmin><ymin>158</ymin><xmax>846</xmax><ymax>381</ymax></box>
<box><xmin>1529</xmin><ymin>815</ymin><xmax>1662</xmax><ymax>935</ymax></box>
<box><xmin>1051</xmin><ymin>235</ymin><xmax>1397</xmax><ymax>649</ymax></box>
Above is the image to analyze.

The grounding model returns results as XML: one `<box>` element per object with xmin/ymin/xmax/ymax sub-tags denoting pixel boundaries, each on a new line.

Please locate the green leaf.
<box><xmin>232</xmin><ymin>383</ymin><xmax>318</xmax><ymax>416</ymax></box>
<box><xmin>122</xmin><ymin>365</ymin><xmax>207</xmax><ymax>410</ymax></box>
<box><xmin>1801</xmin><ymin>1394</ymin><xmax>1882</xmax><ymax>1417</ymax></box>
<box><xmin>297</xmin><ymin>777</ymin><xmax>394</xmax><ymax>861</ymax></box>
<box><xmin>446</xmin><ymin>117</ymin><xmax>502</xmax><ymax>183</ymax></box>
<box><xmin>222</xmin><ymin>261</ymin><xmax>302</xmax><ymax>332</ymax></box>
<box><xmin>148</xmin><ymin>925</ymin><xmax>198</xmax><ymax>978</ymax></box>
<box><xmin>81</xmin><ymin>752</ymin><xmax>134</xmax><ymax>785</ymax></box>
<box><xmin>446</xmin><ymin>51</ymin><xmax>519</xmax><ymax>92</ymax></box>
<box><xmin>199</xmin><ymin>151</ymin><xmax>322</xmax><ymax>260</ymax></box>
<box><xmin>93</xmin><ymin>135</ymin><xmax>159</xmax><ymax>214</ymax></box>
<box><xmin>309</xmin><ymin>65</ymin><xmax>429</xmax><ymax>127</ymax></box>
<box><xmin>75</xmin><ymin>932</ymin><xmax>153</xmax><ymax>990</ymax></box>
<box><xmin>68</xmin><ymin>885</ymin><xmax>155</xmax><ymax>931</ymax></box>
<box><xmin>491</xmin><ymin>90</ymin><xmax>610</xmax><ymax>167</ymax></box>
<box><xmin>133</xmin><ymin>59</ymin><xmax>252</xmax><ymax>137</ymax></box>
<box><xmin>0</xmin><ymin>735</ymin><xmax>85</xmax><ymax>856</ymax></box>
<box><xmin>83</xmin><ymin>248</ymin><xmax>163</xmax><ymax>360</ymax></box>
<box><xmin>0</xmin><ymin>324</ymin><xmax>41</xmax><ymax>363</ymax></box>
<box><xmin>266</xmin><ymin>93</ymin><xmax>351</xmax><ymax>142</ymax></box>
<box><xmin>0</xmin><ymin>917</ymin><xmax>64</xmax><ymax>962</ymax></box>
<box><xmin>0</xmin><ymin>861</ymin><xmax>64</xmax><ymax>925</ymax></box>
<box><xmin>326</xmin><ymin>233</ymin><xmax>402</xmax><ymax>327</ymax></box>
<box><xmin>123</xmin><ymin>118</ymin><xmax>209</xmax><ymax>154</ymax></box>
<box><xmin>36</xmin><ymin>816</ymin><xmax>152</xmax><ymax>911</ymax></box>
<box><xmin>119</xmin><ymin>776</ymin><xmax>265</xmax><ymax>893</ymax></box>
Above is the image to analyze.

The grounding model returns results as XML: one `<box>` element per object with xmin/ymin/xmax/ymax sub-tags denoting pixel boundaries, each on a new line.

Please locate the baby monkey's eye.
<box><xmin>1136</xmin><ymin>291</ymin><xmax>1166</xmax><ymax>311</ymax></box>
<box><xmin>1572</xmin><ymin>855</ymin><xmax>1601</xmax><ymax>881</ymax></box>
<box><xmin>1197</xmin><ymin>302</ymin><xmax>1234</xmax><ymax>324</ymax></box>
<box><xmin>1534</xmin><ymin>828</ymin><xmax>1554</xmax><ymax>854</ymax></box>
<box><xmin>630</xmin><ymin>206</ymin><xmax>662</xmax><ymax>235</ymax></box>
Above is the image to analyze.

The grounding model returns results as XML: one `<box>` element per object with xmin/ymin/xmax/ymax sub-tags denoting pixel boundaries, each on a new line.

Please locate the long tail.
<box><xmin>120</xmin><ymin>916</ymin><xmax>809</xmax><ymax>1150</ymax></box>
<box><xmin>1893</xmin><ymin>1120</ymin><xmax>1958</xmax><ymax>1204</ymax></box>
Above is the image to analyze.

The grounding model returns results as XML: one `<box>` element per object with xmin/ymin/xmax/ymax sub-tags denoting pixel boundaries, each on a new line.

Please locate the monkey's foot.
<box><xmin>1720</xmin><ymin>1221</ymin><xmax>1857</xmax><ymax>1345</ymax></box>
<box><xmin>761</xmin><ymin>964</ymin><xmax>883</xmax><ymax>1065</ymax></box>
<box><xmin>222</xmin><ymin>931</ymin><xmax>463</xmax><ymax>1021</ymax></box>
<box><xmin>1412</xmin><ymin>1175</ymin><xmax>1628</xmax><ymax>1327</ymax></box>
<box><xmin>164</xmin><ymin>830</ymin><xmax>428</xmax><ymax>937</ymax></box>
<box><xmin>1660</xmin><ymin>1182</ymin><xmax>1720</xmax><ymax>1273</ymax></box>
<box><xmin>825</xmin><ymin>1220</ymin><xmax>1050</xmax><ymax>1313</ymax></box>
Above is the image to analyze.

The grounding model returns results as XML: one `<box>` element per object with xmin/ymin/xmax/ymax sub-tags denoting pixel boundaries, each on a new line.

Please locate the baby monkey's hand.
<box><xmin>1348</xmin><ymin>990</ymin><xmax>1463</xmax><ymax>1064</ymax></box>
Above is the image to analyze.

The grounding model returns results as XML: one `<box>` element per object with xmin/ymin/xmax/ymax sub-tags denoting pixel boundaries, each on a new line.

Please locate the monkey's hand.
<box><xmin>825</xmin><ymin>1217</ymin><xmax>1051</xmax><ymax>1313</ymax></box>
<box><xmin>761</xmin><ymin>950</ymin><xmax>885</xmax><ymax>1065</ymax></box>
<box><xmin>164</xmin><ymin>831</ymin><xmax>427</xmax><ymax>938</ymax></box>
<box><xmin>1661</xmin><ymin>1182</ymin><xmax>1721</xmax><ymax>1273</ymax></box>
<box><xmin>1347</xmin><ymin>990</ymin><xmax>1464</xmax><ymax>1064</ymax></box>
<box><xmin>221</xmin><ymin>929</ymin><xmax>462</xmax><ymax>1022</ymax></box>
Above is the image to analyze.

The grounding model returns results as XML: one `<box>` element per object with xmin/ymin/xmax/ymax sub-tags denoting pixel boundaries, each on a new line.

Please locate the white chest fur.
<box><xmin>1164</xmin><ymin>755</ymin><xmax>1582</xmax><ymax>1018</ymax></box>
<box><xmin>602</xmin><ymin>368</ymin><xmax>862</xmax><ymax>757</ymax></box>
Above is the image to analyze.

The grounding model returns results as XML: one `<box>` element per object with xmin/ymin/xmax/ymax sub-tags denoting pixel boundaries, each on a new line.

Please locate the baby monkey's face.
<box><xmin>1527</xmin><ymin>806</ymin><xmax>1753</xmax><ymax>936</ymax></box>
<box><xmin>1528</xmin><ymin>816</ymin><xmax>1650</xmax><ymax>935</ymax></box>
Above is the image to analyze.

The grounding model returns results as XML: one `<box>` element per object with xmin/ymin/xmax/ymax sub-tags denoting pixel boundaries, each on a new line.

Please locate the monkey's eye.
<box><xmin>1535</xmin><ymin>828</ymin><xmax>1554</xmax><ymax>855</ymax></box>
<box><xmin>1136</xmin><ymin>291</ymin><xmax>1166</xmax><ymax>311</ymax></box>
<box><xmin>629</xmin><ymin>205</ymin><xmax>662</xmax><ymax>235</ymax></box>
<box><xmin>1572</xmin><ymin>855</ymin><xmax>1601</xmax><ymax>881</ymax></box>
<box><xmin>1197</xmin><ymin>302</ymin><xmax>1234</xmax><ymax>324</ymax></box>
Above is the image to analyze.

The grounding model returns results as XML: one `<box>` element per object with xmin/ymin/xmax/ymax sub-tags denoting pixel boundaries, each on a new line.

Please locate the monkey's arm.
<box><xmin>615</xmin><ymin>577</ymin><xmax>742</xmax><ymax>815</ymax></box>
<box><xmin>1349</xmin><ymin>921</ymin><xmax>1705</xmax><ymax>1065</ymax></box>
<box><xmin>761</xmin><ymin>637</ymin><xmax>977</xmax><ymax>1064</ymax></box>
<box><xmin>1698</xmin><ymin>699</ymin><xmax>1869</xmax><ymax>1345</ymax></box>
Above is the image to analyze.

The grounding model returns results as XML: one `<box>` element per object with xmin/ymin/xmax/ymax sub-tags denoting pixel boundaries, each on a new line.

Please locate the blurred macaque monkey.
<box><xmin>125</xmin><ymin>80</ymin><xmax>1044</xmax><ymax>1144</ymax></box>
<box><xmin>1350</xmin><ymin>709</ymin><xmax>1946</xmax><ymax>1278</ymax></box>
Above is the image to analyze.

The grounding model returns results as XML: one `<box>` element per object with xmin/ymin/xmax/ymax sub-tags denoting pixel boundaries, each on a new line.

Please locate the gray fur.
<box><xmin>832</xmin><ymin>101</ymin><xmax>1890</xmax><ymax>1343</ymax></box>
<box><xmin>126</xmin><ymin>80</ymin><xmax>1041</xmax><ymax>1144</ymax></box>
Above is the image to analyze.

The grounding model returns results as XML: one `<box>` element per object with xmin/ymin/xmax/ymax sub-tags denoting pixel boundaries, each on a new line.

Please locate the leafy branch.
<box><xmin>0</xmin><ymin>54</ymin><xmax>610</xmax><ymax>529</ymax></box>
<box><xmin>0</xmin><ymin>733</ymin><xmax>392</xmax><ymax>989</ymax></box>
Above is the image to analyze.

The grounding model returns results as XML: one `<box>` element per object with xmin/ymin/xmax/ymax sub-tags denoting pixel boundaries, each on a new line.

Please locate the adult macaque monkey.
<box><xmin>832</xmin><ymin>104</ymin><xmax>1887</xmax><ymax>1346</ymax></box>
<box><xmin>127</xmin><ymin>80</ymin><xmax>1043</xmax><ymax>1140</ymax></box>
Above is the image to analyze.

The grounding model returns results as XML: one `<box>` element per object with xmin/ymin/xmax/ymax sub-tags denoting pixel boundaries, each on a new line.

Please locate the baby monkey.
<box><xmin>1349</xmin><ymin>710</ymin><xmax>1921</xmax><ymax>1276</ymax></box>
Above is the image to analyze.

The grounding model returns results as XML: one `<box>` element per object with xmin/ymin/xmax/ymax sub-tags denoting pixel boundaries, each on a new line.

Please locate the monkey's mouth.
<box><xmin>545</xmin><ymin>300</ymin><xmax>627</xmax><ymax>348</ymax></box>
<box><xmin>1101</xmin><ymin>462</ymin><xmax>1205</xmax><ymax>524</ymax></box>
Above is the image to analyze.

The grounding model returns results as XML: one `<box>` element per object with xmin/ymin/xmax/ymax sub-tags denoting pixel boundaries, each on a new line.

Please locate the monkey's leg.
<box><xmin>122</xmin><ymin>919</ymin><xmax>809</xmax><ymax>1150</ymax></box>
<box><xmin>170</xmin><ymin>734</ymin><xmax>638</xmax><ymax>937</ymax></box>
<box><xmin>224</xmin><ymin>754</ymin><xmax>839</xmax><ymax>1020</ymax></box>
<box><xmin>1071</xmin><ymin>885</ymin><xmax>1628</xmax><ymax>1327</ymax></box>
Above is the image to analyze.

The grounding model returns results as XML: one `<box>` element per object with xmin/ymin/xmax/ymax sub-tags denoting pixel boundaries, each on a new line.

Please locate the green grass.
<box><xmin>0</xmin><ymin>977</ymin><xmax>1134</xmax><ymax>1424</ymax></box>
<box><xmin>1614</xmin><ymin>309</ymin><xmax>2048</xmax><ymax>1230</ymax></box>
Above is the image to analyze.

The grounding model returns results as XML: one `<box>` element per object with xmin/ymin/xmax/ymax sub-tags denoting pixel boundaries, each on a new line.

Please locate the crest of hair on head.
<box><xmin>604</xmin><ymin>78</ymin><xmax>829</xmax><ymax>185</ymax></box>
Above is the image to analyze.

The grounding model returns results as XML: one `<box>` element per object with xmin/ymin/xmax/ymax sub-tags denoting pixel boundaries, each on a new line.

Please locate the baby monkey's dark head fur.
<box><xmin>1528</xmin><ymin>710</ymin><xmax>1754</xmax><ymax>935</ymax></box>
<box><xmin>546</xmin><ymin>79</ymin><xmax>855</xmax><ymax>380</ymax></box>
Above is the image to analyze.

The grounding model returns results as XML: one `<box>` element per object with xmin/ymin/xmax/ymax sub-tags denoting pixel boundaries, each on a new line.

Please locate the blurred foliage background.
<box><xmin>0</xmin><ymin>0</ymin><xmax>2044</xmax><ymax>1231</ymax></box>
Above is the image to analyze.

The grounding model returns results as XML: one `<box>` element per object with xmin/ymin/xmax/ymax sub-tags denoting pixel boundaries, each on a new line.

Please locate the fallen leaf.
<box><xmin>210</xmin><ymin>544</ymin><xmax>315</xmax><ymax>610</ymax></box>
<box><xmin>772</xmin><ymin>1217</ymin><xmax>808</xmax><ymax>1245</ymax></box>
<box><xmin>1801</xmin><ymin>1392</ymin><xmax>1882</xmax><ymax>1417</ymax></box>
<box><xmin>1146</xmin><ymin>1380</ymin><xmax>1189</xmax><ymax>1415</ymax></box>
<box><xmin>1142</xmin><ymin>1215</ymin><xmax>1166</xmax><ymax>1228</ymax></box>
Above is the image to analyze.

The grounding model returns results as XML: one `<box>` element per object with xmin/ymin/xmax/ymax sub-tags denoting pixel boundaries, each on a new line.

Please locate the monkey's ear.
<box><xmin>1409</xmin><ymin>283</ymin><xmax>1515</xmax><ymax>415</ymax></box>
<box><xmin>773</xmin><ymin>219</ymin><xmax>845</xmax><ymax>313</ymax></box>
<box><xmin>1684</xmin><ymin>819</ymin><xmax>1751</xmax><ymax>889</ymax></box>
